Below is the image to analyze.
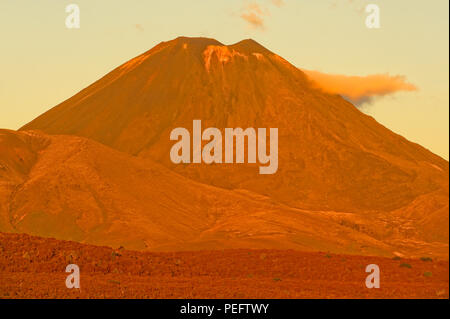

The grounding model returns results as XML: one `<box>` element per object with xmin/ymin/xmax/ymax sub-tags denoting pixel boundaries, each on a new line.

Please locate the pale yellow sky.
<box><xmin>0</xmin><ymin>0</ymin><xmax>448</xmax><ymax>159</ymax></box>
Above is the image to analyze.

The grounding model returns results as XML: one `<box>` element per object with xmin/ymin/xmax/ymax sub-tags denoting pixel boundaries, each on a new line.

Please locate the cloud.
<box><xmin>271</xmin><ymin>0</ymin><xmax>285</xmax><ymax>7</ymax></box>
<box><xmin>240</xmin><ymin>3</ymin><xmax>267</xmax><ymax>30</ymax></box>
<box><xmin>135</xmin><ymin>24</ymin><xmax>144</xmax><ymax>32</ymax></box>
<box><xmin>302</xmin><ymin>69</ymin><xmax>418</xmax><ymax>105</ymax></box>
<box><xmin>240</xmin><ymin>1</ymin><xmax>284</xmax><ymax>30</ymax></box>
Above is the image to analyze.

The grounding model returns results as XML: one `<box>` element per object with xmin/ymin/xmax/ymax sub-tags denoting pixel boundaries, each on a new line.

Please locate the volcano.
<box><xmin>3</xmin><ymin>36</ymin><xmax>447</xmax><ymax>257</ymax></box>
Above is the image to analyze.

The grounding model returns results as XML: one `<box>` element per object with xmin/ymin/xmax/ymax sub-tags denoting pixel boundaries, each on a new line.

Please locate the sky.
<box><xmin>0</xmin><ymin>0</ymin><xmax>448</xmax><ymax>159</ymax></box>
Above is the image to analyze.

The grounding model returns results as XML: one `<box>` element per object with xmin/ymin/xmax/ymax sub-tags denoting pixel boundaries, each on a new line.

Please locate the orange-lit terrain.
<box><xmin>22</xmin><ymin>38</ymin><xmax>449</xmax><ymax>219</ymax></box>
<box><xmin>0</xmin><ymin>233</ymin><xmax>448</xmax><ymax>299</ymax></box>
<box><xmin>0</xmin><ymin>129</ymin><xmax>447</xmax><ymax>258</ymax></box>
<box><xmin>0</xmin><ymin>37</ymin><xmax>448</xmax><ymax>298</ymax></box>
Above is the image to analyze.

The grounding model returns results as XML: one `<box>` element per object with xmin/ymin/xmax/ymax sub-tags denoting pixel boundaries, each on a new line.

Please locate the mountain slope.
<box><xmin>21</xmin><ymin>37</ymin><xmax>449</xmax><ymax>218</ymax></box>
<box><xmin>1</xmin><ymin>130</ymin><xmax>447</xmax><ymax>257</ymax></box>
<box><xmin>3</xmin><ymin>129</ymin><xmax>423</xmax><ymax>256</ymax></box>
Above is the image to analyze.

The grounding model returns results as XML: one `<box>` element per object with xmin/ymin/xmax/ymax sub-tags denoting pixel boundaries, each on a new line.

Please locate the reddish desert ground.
<box><xmin>0</xmin><ymin>233</ymin><xmax>448</xmax><ymax>299</ymax></box>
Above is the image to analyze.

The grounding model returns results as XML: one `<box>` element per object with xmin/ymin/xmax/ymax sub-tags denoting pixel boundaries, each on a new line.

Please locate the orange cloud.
<box><xmin>302</xmin><ymin>69</ymin><xmax>418</xmax><ymax>105</ymax></box>
<box><xmin>241</xmin><ymin>12</ymin><xmax>265</xmax><ymax>29</ymax></box>
<box><xmin>271</xmin><ymin>0</ymin><xmax>285</xmax><ymax>8</ymax></box>
<box><xmin>135</xmin><ymin>24</ymin><xmax>144</xmax><ymax>32</ymax></box>
<box><xmin>240</xmin><ymin>3</ymin><xmax>266</xmax><ymax>29</ymax></box>
<box><xmin>239</xmin><ymin>1</ymin><xmax>285</xmax><ymax>30</ymax></box>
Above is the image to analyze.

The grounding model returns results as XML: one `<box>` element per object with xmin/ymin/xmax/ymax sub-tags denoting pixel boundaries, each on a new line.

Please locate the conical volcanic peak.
<box><xmin>21</xmin><ymin>36</ymin><xmax>312</xmax><ymax>153</ymax></box>
<box><xmin>118</xmin><ymin>36</ymin><xmax>290</xmax><ymax>78</ymax></box>
<box><xmin>172</xmin><ymin>36</ymin><xmax>224</xmax><ymax>47</ymax></box>
<box><xmin>165</xmin><ymin>37</ymin><xmax>271</xmax><ymax>56</ymax></box>
<box><xmin>122</xmin><ymin>36</ymin><xmax>274</xmax><ymax>73</ymax></box>
<box><xmin>229</xmin><ymin>38</ymin><xmax>273</xmax><ymax>54</ymax></box>
<box><xmin>21</xmin><ymin>36</ymin><xmax>449</xmax><ymax>218</ymax></box>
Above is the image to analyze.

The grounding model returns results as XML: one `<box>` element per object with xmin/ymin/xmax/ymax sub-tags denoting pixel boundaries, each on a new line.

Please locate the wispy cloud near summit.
<box><xmin>302</xmin><ymin>70</ymin><xmax>418</xmax><ymax>106</ymax></box>
<box><xmin>240</xmin><ymin>3</ymin><xmax>267</xmax><ymax>29</ymax></box>
<box><xmin>240</xmin><ymin>0</ymin><xmax>285</xmax><ymax>30</ymax></box>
